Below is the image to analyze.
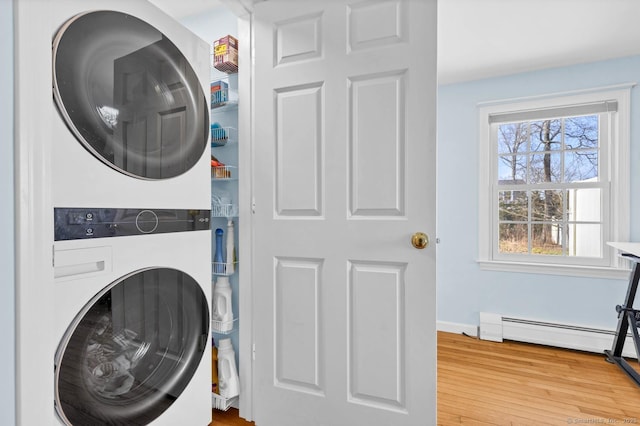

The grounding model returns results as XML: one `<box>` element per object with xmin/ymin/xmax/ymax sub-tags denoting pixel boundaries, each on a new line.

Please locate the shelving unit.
<box><xmin>210</xmin><ymin>50</ymin><xmax>240</xmax><ymax>412</ymax></box>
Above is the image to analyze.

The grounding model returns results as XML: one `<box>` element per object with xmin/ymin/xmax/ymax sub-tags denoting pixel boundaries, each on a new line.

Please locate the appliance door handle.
<box><xmin>54</xmin><ymin>246</ymin><xmax>112</xmax><ymax>279</ymax></box>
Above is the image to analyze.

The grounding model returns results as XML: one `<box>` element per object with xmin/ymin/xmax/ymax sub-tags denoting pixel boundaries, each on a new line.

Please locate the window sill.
<box><xmin>477</xmin><ymin>259</ymin><xmax>630</xmax><ymax>280</ymax></box>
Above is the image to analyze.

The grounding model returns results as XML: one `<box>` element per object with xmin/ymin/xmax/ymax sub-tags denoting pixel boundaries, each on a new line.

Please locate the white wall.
<box><xmin>0</xmin><ymin>0</ymin><xmax>15</xmax><ymax>423</ymax></box>
<box><xmin>437</xmin><ymin>55</ymin><xmax>640</xmax><ymax>331</ymax></box>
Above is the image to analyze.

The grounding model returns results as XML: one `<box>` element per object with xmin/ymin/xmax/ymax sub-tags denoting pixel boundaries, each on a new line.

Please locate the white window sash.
<box><xmin>488</xmin><ymin>100</ymin><xmax>618</xmax><ymax>124</ymax></box>
<box><xmin>477</xmin><ymin>86</ymin><xmax>632</xmax><ymax>276</ymax></box>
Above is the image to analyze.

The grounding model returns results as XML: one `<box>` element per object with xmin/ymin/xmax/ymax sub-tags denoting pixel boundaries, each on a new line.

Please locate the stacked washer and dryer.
<box><xmin>50</xmin><ymin>2</ymin><xmax>212</xmax><ymax>425</ymax></box>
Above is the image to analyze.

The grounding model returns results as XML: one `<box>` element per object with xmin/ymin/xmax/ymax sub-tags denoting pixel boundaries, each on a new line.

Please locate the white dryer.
<box><xmin>51</xmin><ymin>0</ymin><xmax>211</xmax><ymax>209</ymax></box>
<box><xmin>48</xmin><ymin>1</ymin><xmax>212</xmax><ymax>425</ymax></box>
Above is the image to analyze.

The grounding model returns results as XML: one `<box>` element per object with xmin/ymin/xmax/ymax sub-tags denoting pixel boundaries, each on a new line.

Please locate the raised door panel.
<box><xmin>348</xmin><ymin>260</ymin><xmax>406</xmax><ymax>410</ymax></box>
<box><xmin>274</xmin><ymin>257</ymin><xmax>324</xmax><ymax>395</ymax></box>
<box><xmin>275</xmin><ymin>84</ymin><xmax>324</xmax><ymax>217</ymax></box>
<box><xmin>348</xmin><ymin>72</ymin><xmax>406</xmax><ymax>217</ymax></box>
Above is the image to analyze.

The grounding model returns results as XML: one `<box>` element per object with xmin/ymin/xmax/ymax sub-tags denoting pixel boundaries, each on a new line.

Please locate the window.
<box><xmin>478</xmin><ymin>87</ymin><xmax>631</xmax><ymax>277</ymax></box>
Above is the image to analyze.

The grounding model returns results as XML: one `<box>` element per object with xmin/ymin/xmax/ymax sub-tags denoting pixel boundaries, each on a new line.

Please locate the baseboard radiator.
<box><xmin>479</xmin><ymin>312</ymin><xmax>637</xmax><ymax>359</ymax></box>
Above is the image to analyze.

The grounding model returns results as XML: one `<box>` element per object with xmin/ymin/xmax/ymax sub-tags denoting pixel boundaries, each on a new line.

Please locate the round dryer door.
<box><xmin>54</xmin><ymin>268</ymin><xmax>209</xmax><ymax>425</ymax></box>
<box><xmin>53</xmin><ymin>11</ymin><xmax>209</xmax><ymax>180</ymax></box>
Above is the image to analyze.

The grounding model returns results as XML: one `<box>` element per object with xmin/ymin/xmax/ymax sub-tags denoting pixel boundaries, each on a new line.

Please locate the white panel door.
<box><xmin>252</xmin><ymin>1</ymin><xmax>437</xmax><ymax>425</ymax></box>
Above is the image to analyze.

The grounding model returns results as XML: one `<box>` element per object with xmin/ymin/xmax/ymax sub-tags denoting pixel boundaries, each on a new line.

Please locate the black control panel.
<box><xmin>54</xmin><ymin>208</ymin><xmax>211</xmax><ymax>241</ymax></box>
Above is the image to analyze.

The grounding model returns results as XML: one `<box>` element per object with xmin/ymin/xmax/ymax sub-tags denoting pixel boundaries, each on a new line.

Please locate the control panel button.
<box><xmin>135</xmin><ymin>210</ymin><xmax>159</xmax><ymax>234</ymax></box>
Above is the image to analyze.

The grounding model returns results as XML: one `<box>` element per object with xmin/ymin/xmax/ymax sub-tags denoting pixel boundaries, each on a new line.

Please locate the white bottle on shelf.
<box><xmin>217</xmin><ymin>338</ymin><xmax>240</xmax><ymax>398</ymax></box>
<box><xmin>226</xmin><ymin>219</ymin><xmax>235</xmax><ymax>275</ymax></box>
<box><xmin>212</xmin><ymin>276</ymin><xmax>233</xmax><ymax>332</ymax></box>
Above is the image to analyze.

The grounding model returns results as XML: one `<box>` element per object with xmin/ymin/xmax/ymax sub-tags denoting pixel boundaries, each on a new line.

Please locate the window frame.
<box><xmin>478</xmin><ymin>86</ymin><xmax>632</xmax><ymax>278</ymax></box>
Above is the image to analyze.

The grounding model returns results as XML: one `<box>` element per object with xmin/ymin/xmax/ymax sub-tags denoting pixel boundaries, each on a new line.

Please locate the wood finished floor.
<box><xmin>210</xmin><ymin>408</ymin><xmax>255</xmax><ymax>426</ymax></box>
<box><xmin>438</xmin><ymin>331</ymin><xmax>640</xmax><ymax>425</ymax></box>
<box><xmin>210</xmin><ymin>331</ymin><xmax>640</xmax><ymax>425</ymax></box>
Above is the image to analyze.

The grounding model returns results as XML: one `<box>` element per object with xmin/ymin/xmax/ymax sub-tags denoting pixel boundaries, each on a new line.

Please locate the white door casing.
<box><xmin>251</xmin><ymin>1</ymin><xmax>437</xmax><ymax>425</ymax></box>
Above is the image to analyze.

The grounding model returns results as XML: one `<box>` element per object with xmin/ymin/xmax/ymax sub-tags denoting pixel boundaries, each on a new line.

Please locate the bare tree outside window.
<box><xmin>497</xmin><ymin>114</ymin><xmax>599</xmax><ymax>256</ymax></box>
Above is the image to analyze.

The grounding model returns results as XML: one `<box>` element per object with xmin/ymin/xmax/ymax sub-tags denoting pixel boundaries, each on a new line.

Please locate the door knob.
<box><xmin>411</xmin><ymin>232</ymin><xmax>429</xmax><ymax>249</ymax></box>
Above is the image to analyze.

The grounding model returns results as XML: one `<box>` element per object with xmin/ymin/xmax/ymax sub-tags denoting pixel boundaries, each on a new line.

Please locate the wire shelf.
<box><xmin>212</xmin><ymin>393</ymin><xmax>238</xmax><ymax>411</ymax></box>
<box><xmin>210</xmin><ymin>126</ymin><xmax>237</xmax><ymax>147</ymax></box>
<box><xmin>211</xmin><ymin>204</ymin><xmax>238</xmax><ymax>218</ymax></box>
<box><xmin>211</xmin><ymin>165</ymin><xmax>237</xmax><ymax>180</ymax></box>
<box><xmin>211</xmin><ymin>318</ymin><xmax>238</xmax><ymax>335</ymax></box>
<box><xmin>212</xmin><ymin>261</ymin><xmax>238</xmax><ymax>276</ymax></box>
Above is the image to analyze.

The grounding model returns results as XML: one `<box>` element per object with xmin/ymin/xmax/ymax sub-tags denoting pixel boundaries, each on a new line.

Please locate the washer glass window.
<box><xmin>53</xmin><ymin>11</ymin><xmax>209</xmax><ymax>179</ymax></box>
<box><xmin>55</xmin><ymin>268</ymin><xmax>209</xmax><ymax>425</ymax></box>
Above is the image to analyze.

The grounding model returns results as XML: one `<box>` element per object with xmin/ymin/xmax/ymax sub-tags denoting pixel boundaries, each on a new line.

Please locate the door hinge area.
<box><xmin>251</xmin><ymin>197</ymin><xmax>256</xmax><ymax>214</ymax></box>
<box><xmin>252</xmin><ymin>343</ymin><xmax>256</xmax><ymax>360</ymax></box>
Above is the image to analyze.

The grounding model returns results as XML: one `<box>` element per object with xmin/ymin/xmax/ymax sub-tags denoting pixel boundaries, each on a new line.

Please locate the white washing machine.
<box><xmin>53</xmin><ymin>219</ymin><xmax>211</xmax><ymax>425</ymax></box>
<box><xmin>48</xmin><ymin>1</ymin><xmax>212</xmax><ymax>425</ymax></box>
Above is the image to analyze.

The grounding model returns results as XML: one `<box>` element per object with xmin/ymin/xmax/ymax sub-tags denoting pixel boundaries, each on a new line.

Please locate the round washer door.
<box><xmin>54</xmin><ymin>268</ymin><xmax>209</xmax><ymax>425</ymax></box>
<box><xmin>53</xmin><ymin>10</ymin><xmax>209</xmax><ymax>180</ymax></box>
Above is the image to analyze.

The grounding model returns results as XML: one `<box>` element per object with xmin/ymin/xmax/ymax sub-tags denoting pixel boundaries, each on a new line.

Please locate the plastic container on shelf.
<box><xmin>217</xmin><ymin>338</ymin><xmax>240</xmax><ymax>398</ymax></box>
<box><xmin>212</xmin><ymin>276</ymin><xmax>233</xmax><ymax>333</ymax></box>
<box><xmin>225</xmin><ymin>220</ymin><xmax>235</xmax><ymax>275</ymax></box>
<box><xmin>213</xmin><ymin>229</ymin><xmax>225</xmax><ymax>274</ymax></box>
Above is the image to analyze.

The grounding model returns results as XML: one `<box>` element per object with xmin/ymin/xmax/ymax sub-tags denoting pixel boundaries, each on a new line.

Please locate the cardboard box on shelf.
<box><xmin>210</xmin><ymin>80</ymin><xmax>229</xmax><ymax>108</ymax></box>
<box><xmin>213</xmin><ymin>35</ymin><xmax>238</xmax><ymax>74</ymax></box>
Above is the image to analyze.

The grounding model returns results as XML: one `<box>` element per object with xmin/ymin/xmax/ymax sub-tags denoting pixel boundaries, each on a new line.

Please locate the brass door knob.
<box><xmin>411</xmin><ymin>232</ymin><xmax>429</xmax><ymax>249</ymax></box>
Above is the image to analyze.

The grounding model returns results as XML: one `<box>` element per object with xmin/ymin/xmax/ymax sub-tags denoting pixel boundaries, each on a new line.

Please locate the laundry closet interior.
<box><xmin>173</xmin><ymin>2</ymin><xmax>247</xmax><ymax>419</ymax></box>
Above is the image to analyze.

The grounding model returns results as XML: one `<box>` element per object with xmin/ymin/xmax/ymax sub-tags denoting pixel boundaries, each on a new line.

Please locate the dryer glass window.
<box><xmin>53</xmin><ymin>11</ymin><xmax>209</xmax><ymax>180</ymax></box>
<box><xmin>55</xmin><ymin>268</ymin><xmax>209</xmax><ymax>425</ymax></box>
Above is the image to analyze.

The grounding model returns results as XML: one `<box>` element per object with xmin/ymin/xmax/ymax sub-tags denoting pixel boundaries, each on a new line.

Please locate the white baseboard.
<box><xmin>501</xmin><ymin>317</ymin><xmax>637</xmax><ymax>359</ymax></box>
<box><xmin>477</xmin><ymin>312</ymin><xmax>638</xmax><ymax>359</ymax></box>
<box><xmin>439</xmin><ymin>317</ymin><xmax>638</xmax><ymax>359</ymax></box>
<box><xmin>437</xmin><ymin>320</ymin><xmax>478</xmax><ymax>336</ymax></box>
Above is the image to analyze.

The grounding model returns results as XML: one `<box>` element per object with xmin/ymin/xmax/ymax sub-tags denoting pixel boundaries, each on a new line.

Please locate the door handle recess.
<box><xmin>411</xmin><ymin>232</ymin><xmax>429</xmax><ymax>249</ymax></box>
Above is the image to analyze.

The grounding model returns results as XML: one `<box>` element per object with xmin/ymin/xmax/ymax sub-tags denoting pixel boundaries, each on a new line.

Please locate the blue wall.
<box><xmin>180</xmin><ymin>7</ymin><xmax>241</xmax><ymax>365</ymax></box>
<box><xmin>179</xmin><ymin>6</ymin><xmax>238</xmax><ymax>44</ymax></box>
<box><xmin>437</xmin><ymin>55</ymin><xmax>640</xmax><ymax>330</ymax></box>
<box><xmin>0</xmin><ymin>0</ymin><xmax>15</xmax><ymax>423</ymax></box>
